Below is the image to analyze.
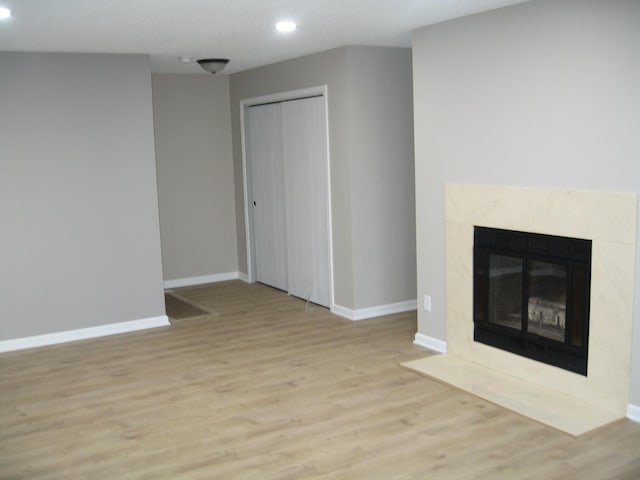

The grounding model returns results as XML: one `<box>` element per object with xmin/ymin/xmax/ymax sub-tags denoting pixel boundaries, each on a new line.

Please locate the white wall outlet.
<box><xmin>423</xmin><ymin>294</ymin><xmax>432</xmax><ymax>312</ymax></box>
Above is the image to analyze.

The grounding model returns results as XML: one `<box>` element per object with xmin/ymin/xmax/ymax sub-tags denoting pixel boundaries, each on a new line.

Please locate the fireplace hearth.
<box><xmin>473</xmin><ymin>227</ymin><xmax>592</xmax><ymax>375</ymax></box>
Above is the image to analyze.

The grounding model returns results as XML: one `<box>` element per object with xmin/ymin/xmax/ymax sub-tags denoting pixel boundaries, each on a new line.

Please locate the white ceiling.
<box><xmin>0</xmin><ymin>0</ymin><xmax>533</xmax><ymax>74</ymax></box>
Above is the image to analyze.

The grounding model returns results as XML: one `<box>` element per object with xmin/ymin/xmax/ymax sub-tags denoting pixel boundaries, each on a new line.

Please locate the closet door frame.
<box><xmin>239</xmin><ymin>85</ymin><xmax>334</xmax><ymax>308</ymax></box>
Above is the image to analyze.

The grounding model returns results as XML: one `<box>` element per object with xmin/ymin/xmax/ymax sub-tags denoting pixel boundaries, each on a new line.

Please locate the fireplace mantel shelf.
<box><xmin>402</xmin><ymin>354</ymin><xmax>621</xmax><ymax>436</ymax></box>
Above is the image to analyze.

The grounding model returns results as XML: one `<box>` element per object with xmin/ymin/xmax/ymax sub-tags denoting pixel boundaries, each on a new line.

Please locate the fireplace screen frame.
<box><xmin>473</xmin><ymin>226</ymin><xmax>592</xmax><ymax>376</ymax></box>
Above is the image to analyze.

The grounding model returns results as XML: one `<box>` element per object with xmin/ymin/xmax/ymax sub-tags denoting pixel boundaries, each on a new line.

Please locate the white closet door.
<box><xmin>282</xmin><ymin>96</ymin><xmax>331</xmax><ymax>307</ymax></box>
<box><xmin>247</xmin><ymin>103</ymin><xmax>288</xmax><ymax>291</ymax></box>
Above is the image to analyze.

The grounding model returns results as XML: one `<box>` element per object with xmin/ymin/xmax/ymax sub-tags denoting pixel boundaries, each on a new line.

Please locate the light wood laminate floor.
<box><xmin>1</xmin><ymin>281</ymin><xmax>639</xmax><ymax>479</ymax></box>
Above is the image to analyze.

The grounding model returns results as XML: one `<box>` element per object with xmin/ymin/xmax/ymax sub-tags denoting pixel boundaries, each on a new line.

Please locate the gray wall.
<box><xmin>0</xmin><ymin>52</ymin><xmax>165</xmax><ymax>340</ymax></box>
<box><xmin>345</xmin><ymin>47</ymin><xmax>416</xmax><ymax>309</ymax></box>
<box><xmin>152</xmin><ymin>75</ymin><xmax>238</xmax><ymax>281</ymax></box>
<box><xmin>230</xmin><ymin>46</ymin><xmax>416</xmax><ymax>311</ymax></box>
<box><xmin>412</xmin><ymin>0</ymin><xmax>640</xmax><ymax>404</ymax></box>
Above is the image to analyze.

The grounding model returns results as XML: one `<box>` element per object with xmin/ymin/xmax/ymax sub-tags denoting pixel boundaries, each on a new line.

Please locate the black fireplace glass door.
<box><xmin>569</xmin><ymin>265</ymin><xmax>587</xmax><ymax>348</ymax></box>
<box><xmin>488</xmin><ymin>254</ymin><xmax>522</xmax><ymax>331</ymax></box>
<box><xmin>473</xmin><ymin>226</ymin><xmax>590</xmax><ymax>376</ymax></box>
<box><xmin>527</xmin><ymin>260</ymin><xmax>567</xmax><ymax>342</ymax></box>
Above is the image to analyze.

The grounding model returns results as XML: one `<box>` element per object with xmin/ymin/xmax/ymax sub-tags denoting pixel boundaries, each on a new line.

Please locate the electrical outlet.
<box><xmin>423</xmin><ymin>294</ymin><xmax>432</xmax><ymax>312</ymax></box>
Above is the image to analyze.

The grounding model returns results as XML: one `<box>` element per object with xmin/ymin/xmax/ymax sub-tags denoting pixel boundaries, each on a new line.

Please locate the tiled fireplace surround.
<box><xmin>407</xmin><ymin>184</ymin><xmax>637</xmax><ymax>434</ymax></box>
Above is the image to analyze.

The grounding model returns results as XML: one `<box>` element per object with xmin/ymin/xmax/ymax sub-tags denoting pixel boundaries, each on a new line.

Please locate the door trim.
<box><xmin>239</xmin><ymin>85</ymin><xmax>334</xmax><ymax>309</ymax></box>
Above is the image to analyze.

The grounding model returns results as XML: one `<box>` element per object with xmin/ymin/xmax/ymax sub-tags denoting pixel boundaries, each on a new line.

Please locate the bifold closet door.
<box><xmin>281</xmin><ymin>96</ymin><xmax>330</xmax><ymax>307</ymax></box>
<box><xmin>247</xmin><ymin>103</ymin><xmax>288</xmax><ymax>292</ymax></box>
<box><xmin>247</xmin><ymin>95</ymin><xmax>330</xmax><ymax>307</ymax></box>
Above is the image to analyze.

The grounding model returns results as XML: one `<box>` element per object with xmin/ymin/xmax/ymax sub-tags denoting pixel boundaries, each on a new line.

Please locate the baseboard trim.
<box><xmin>238</xmin><ymin>272</ymin><xmax>250</xmax><ymax>283</ymax></box>
<box><xmin>627</xmin><ymin>404</ymin><xmax>640</xmax><ymax>423</ymax></box>
<box><xmin>414</xmin><ymin>333</ymin><xmax>448</xmax><ymax>353</ymax></box>
<box><xmin>163</xmin><ymin>272</ymin><xmax>241</xmax><ymax>289</ymax></box>
<box><xmin>0</xmin><ymin>316</ymin><xmax>170</xmax><ymax>353</ymax></box>
<box><xmin>332</xmin><ymin>300</ymin><xmax>417</xmax><ymax>321</ymax></box>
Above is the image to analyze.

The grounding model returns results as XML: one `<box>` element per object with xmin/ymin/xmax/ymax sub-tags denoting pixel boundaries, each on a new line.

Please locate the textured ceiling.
<box><xmin>0</xmin><ymin>0</ymin><xmax>533</xmax><ymax>74</ymax></box>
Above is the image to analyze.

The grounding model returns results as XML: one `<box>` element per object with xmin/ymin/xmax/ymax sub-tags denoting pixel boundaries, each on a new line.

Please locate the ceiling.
<box><xmin>0</xmin><ymin>0</ymin><xmax>533</xmax><ymax>74</ymax></box>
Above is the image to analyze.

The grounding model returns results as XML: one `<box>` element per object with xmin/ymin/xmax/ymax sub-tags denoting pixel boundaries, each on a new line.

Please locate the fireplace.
<box><xmin>428</xmin><ymin>183</ymin><xmax>636</xmax><ymax>427</ymax></box>
<box><xmin>473</xmin><ymin>227</ymin><xmax>592</xmax><ymax>375</ymax></box>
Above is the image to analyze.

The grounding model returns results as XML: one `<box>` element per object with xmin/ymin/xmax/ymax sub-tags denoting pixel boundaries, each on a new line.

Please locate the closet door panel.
<box><xmin>247</xmin><ymin>103</ymin><xmax>288</xmax><ymax>291</ymax></box>
<box><xmin>282</xmin><ymin>96</ymin><xmax>330</xmax><ymax>307</ymax></box>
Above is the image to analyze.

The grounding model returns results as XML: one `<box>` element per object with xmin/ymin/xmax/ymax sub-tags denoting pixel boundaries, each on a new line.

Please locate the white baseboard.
<box><xmin>238</xmin><ymin>272</ymin><xmax>250</xmax><ymax>283</ymax></box>
<box><xmin>331</xmin><ymin>304</ymin><xmax>357</xmax><ymax>319</ymax></box>
<box><xmin>627</xmin><ymin>404</ymin><xmax>640</xmax><ymax>423</ymax></box>
<box><xmin>414</xmin><ymin>332</ymin><xmax>447</xmax><ymax>353</ymax></box>
<box><xmin>0</xmin><ymin>315</ymin><xmax>170</xmax><ymax>353</ymax></box>
<box><xmin>163</xmin><ymin>272</ymin><xmax>242</xmax><ymax>289</ymax></box>
<box><xmin>332</xmin><ymin>300</ymin><xmax>417</xmax><ymax>321</ymax></box>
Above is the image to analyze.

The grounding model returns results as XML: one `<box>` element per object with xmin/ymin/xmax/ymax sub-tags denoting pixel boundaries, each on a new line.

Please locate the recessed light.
<box><xmin>276</xmin><ymin>21</ymin><xmax>296</xmax><ymax>33</ymax></box>
<box><xmin>178</xmin><ymin>57</ymin><xmax>193</xmax><ymax>64</ymax></box>
<box><xmin>0</xmin><ymin>7</ymin><xmax>11</xmax><ymax>19</ymax></box>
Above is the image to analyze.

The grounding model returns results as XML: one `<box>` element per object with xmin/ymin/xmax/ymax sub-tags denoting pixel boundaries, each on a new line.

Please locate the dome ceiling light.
<box><xmin>197</xmin><ymin>58</ymin><xmax>229</xmax><ymax>74</ymax></box>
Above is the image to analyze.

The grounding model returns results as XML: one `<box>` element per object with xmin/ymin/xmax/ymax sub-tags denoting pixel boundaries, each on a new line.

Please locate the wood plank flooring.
<box><xmin>1</xmin><ymin>281</ymin><xmax>639</xmax><ymax>479</ymax></box>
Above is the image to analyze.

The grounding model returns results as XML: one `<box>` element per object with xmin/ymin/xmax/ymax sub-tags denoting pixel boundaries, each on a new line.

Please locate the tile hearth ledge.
<box><xmin>403</xmin><ymin>183</ymin><xmax>637</xmax><ymax>436</ymax></box>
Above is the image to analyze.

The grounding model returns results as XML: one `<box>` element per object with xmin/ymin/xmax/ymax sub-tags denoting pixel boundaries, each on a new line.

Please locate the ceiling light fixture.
<box><xmin>0</xmin><ymin>7</ymin><xmax>11</xmax><ymax>19</ymax></box>
<box><xmin>197</xmin><ymin>58</ymin><xmax>229</xmax><ymax>74</ymax></box>
<box><xmin>276</xmin><ymin>21</ymin><xmax>296</xmax><ymax>33</ymax></box>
